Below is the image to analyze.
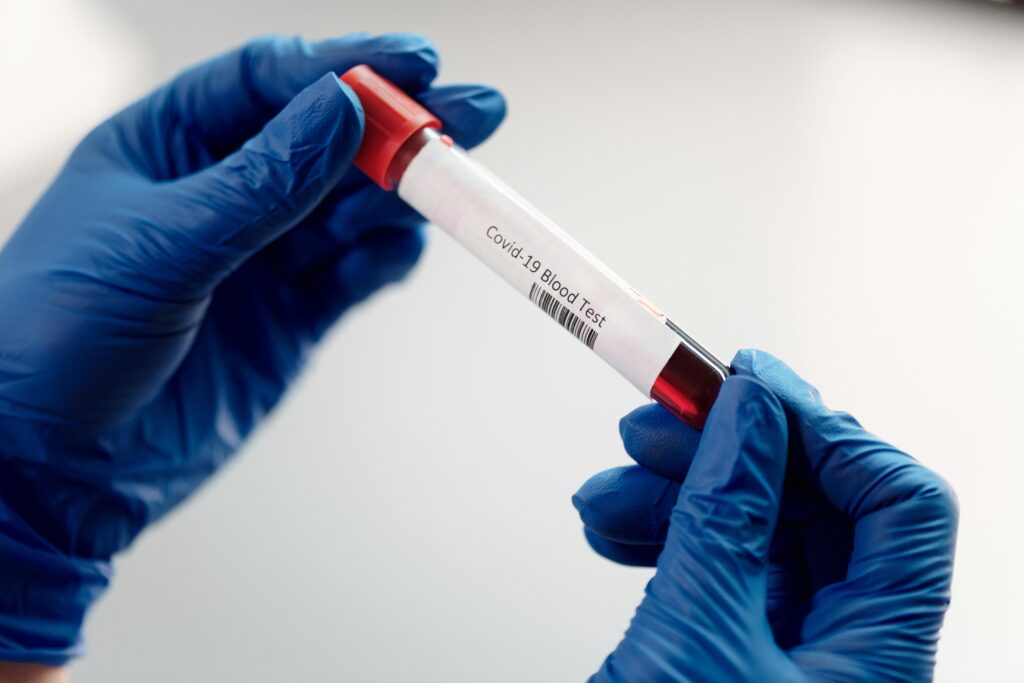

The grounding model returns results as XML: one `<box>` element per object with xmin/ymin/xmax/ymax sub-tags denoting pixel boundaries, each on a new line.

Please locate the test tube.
<box><xmin>340</xmin><ymin>66</ymin><xmax>729</xmax><ymax>429</ymax></box>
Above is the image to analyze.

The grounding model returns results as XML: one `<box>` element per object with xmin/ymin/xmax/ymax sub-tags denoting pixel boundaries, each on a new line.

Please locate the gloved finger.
<box><xmin>617</xmin><ymin>396</ymin><xmax>837</xmax><ymax>516</ymax></box>
<box><xmin>732</xmin><ymin>349</ymin><xmax>957</xmax><ymax>583</ymax></box>
<box><xmin>583</xmin><ymin>528</ymin><xmax>663</xmax><ymax>568</ymax></box>
<box><xmin>320</xmin><ymin>183</ymin><xmax>426</xmax><ymax>248</ymax></box>
<box><xmin>329</xmin><ymin>227</ymin><xmax>426</xmax><ymax>305</ymax></box>
<box><xmin>733</xmin><ymin>349</ymin><xmax>957</xmax><ymax>675</ymax></box>
<box><xmin>417</xmin><ymin>84</ymin><xmax>508</xmax><ymax>150</ymax></box>
<box><xmin>651</xmin><ymin>376</ymin><xmax>788</xmax><ymax>621</ymax></box>
<box><xmin>572</xmin><ymin>466</ymin><xmax>680</xmax><ymax>545</ymax></box>
<box><xmin>731</xmin><ymin>349</ymin><xmax>956</xmax><ymax>528</ymax></box>
<box><xmin>270</xmin><ymin>82</ymin><xmax>508</xmax><ymax>278</ymax></box>
<box><xmin>618</xmin><ymin>403</ymin><xmax>702</xmax><ymax>482</ymax></box>
<box><xmin>325</xmin><ymin>83</ymin><xmax>508</xmax><ymax>235</ymax></box>
<box><xmin>573</xmin><ymin>462</ymin><xmax>832</xmax><ymax>577</ymax></box>
<box><xmin>110</xmin><ymin>33</ymin><xmax>438</xmax><ymax>173</ymax></box>
<box><xmin>164</xmin><ymin>74</ymin><xmax>362</xmax><ymax>295</ymax></box>
<box><xmin>302</xmin><ymin>226</ymin><xmax>426</xmax><ymax>340</ymax></box>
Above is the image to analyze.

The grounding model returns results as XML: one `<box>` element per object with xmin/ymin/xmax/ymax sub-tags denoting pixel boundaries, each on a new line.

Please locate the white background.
<box><xmin>1</xmin><ymin>0</ymin><xmax>1022</xmax><ymax>680</ymax></box>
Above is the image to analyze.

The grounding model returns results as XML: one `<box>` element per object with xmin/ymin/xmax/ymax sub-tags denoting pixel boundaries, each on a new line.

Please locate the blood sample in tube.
<box><xmin>341</xmin><ymin>65</ymin><xmax>728</xmax><ymax>428</ymax></box>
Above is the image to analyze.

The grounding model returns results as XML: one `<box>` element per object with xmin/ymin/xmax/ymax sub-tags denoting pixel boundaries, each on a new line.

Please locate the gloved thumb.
<box><xmin>648</xmin><ymin>376</ymin><xmax>788</xmax><ymax>630</ymax></box>
<box><xmin>165</xmin><ymin>73</ymin><xmax>363</xmax><ymax>292</ymax></box>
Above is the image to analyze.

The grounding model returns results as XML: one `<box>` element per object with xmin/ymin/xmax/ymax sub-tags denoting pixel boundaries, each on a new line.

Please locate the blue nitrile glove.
<box><xmin>0</xmin><ymin>33</ymin><xmax>505</xmax><ymax>665</ymax></box>
<box><xmin>573</xmin><ymin>350</ymin><xmax>958</xmax><ymax>682</ymax></box>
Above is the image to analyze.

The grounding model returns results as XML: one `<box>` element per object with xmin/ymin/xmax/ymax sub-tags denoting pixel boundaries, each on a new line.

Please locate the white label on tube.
<box><xmin>398</xmin><ymin>139</ymin><xmax>682</xmax><ymax>395</ymax></box>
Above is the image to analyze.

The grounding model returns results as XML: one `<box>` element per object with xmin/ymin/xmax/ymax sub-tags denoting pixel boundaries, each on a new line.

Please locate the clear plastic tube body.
<box><xmin>390</xmin><ymin>129</ymin><xmax>728</xmax><ymax>428</ymax></box>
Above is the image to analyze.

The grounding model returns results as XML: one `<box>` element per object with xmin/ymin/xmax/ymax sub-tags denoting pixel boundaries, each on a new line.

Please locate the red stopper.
<box><xmin>340</xmin><ymin>65</ymin><xmax>442</xmax><ymax>190</ymax></box>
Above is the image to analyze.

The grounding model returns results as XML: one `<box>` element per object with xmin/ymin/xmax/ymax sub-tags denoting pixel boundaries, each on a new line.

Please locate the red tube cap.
<box><xmin>340</xmin><ymin>65</ymin><xmax>442</xmax><ymax>190</ymax></box>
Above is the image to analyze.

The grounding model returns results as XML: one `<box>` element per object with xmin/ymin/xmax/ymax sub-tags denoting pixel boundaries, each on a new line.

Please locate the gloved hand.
<box><xmin>0</xmin><ymin>33</ymin><xmax>505</xmax><ymax>664</ymax></box>
<box><xmin>573</xmin><ymin>350</ymin><xmax>958</xmax><ymax>682</ymax></box>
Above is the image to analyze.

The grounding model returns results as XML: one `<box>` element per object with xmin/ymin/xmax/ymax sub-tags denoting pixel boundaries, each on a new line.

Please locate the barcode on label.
<box><xmin>529</xmin><ymin>283</ymin><xmax>599</xmax><ymax>350</ymax></box>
